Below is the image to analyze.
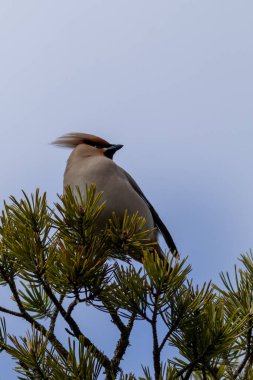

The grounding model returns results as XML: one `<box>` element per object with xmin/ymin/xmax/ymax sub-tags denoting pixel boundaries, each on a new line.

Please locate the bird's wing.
<box><xmin>121</xmin><ymin>168</ymin><xmax>179</xmax><ymax>257</ymax></box>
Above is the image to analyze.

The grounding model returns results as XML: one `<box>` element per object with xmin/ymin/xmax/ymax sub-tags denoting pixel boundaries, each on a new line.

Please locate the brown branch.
<box><xmin>159</xmin><ymin>313</ymin><xmax>184</xmax><ymax>353</ymax></box>
<box><xmin>151</xmin><ymin>294</ymin><xmax>160</xmax><ymax>380</ymax></box>
<box><xmin>102</xmin><ymin>300</ymin><xmax>126</xmax><ymax>333</ymax></box>
<box><xmin>130</xmin><ymin>298</ymin><xmax>152</xmax><ymax>323</ymax></box>
<box><xmin>49</xmin><ymin>294</ymin><xmax>65</xmax><ymax>335</ymax></box>
<box><xmin>232</xmin><ymin>322</ymin><xmax>253</xmax><ymax>379</ymax></box>
<box><xmin>109</xmin><ymin>309</ymin><xmax>126</xmax><ymax>333</ymax></box>
<box><xmin>1</xmin><ymin>272</ymin><xmax>68</xmax><ymax>360</ymax></box>
<box><xmin>66</xmin><ymin>292</ymin><xmax>99</xmax><ymax>318</ymax></box>
<box><xmin>3</xmin><ymin>219</ymin><xmax>112</xmax><ymax>372</ymax></box>
<box><xmin>0</xmin><ymin>306</ymin><xmax>23</xmax><ymax>318</ymax></box>
<box><xmin>176</xmin><ymin>351</ymin><xmax>207</xmax><ymax>378</ymax></box>
<box><xmin>182</xmin><ymin>367</ymin><xmax>194</xmax><ymax>380</ymax></box>
<box><xmin>108</xmin><ymin>312</ymin><xmax>137</xmax><ymax>379</ymax></box>
<box><xmin>30</xmin><ymin>350</ymin><xmax>48</xmax><ymax>380</ymax></box>
<box><xmin>66</xmin><ymin>298</ymin><xmax>79</xmax><ymax>318</ymax></box>
<box><xmin>65</xmin><ymin>328</ymin><xmax>75</xmax><ymax>337</ymax></box>
<box><xmin>39</xmin><ymin>276</ymin><xmax>111</xmax><ymax>370</ymax></box>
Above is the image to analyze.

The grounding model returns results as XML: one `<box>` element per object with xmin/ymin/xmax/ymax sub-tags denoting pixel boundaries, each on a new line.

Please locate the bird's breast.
<box><xmin>64</xmin><ymin>156</ymin><xmax>154</xmax><ymax>230</ymax></box>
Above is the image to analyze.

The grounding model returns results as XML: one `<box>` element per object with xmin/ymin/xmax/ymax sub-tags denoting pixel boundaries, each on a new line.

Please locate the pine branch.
<box><xmin>159</xmin><ymin>313</ymin><xmax>184</xmax><ymax>353</ymax></box>
<box><xmin>103</xmin><ymin>300</ymin><xmax>126</xmax><ymax>333</ymax></box>
<box><xmin>176</xmin><ymin>351</ymin><xmax>207</xmax><ymax>378</ymax></box>
<box><xmin>0</xmin><ymin>267</ymin><xmax>68</xmax><ymax>360</ymax></box>
<box><xmin>151</xmin><ymin>294</ymin><xmax>160</xmax><ymax>380</ymax></box>
<box><xmin>2</xmin><ymin>188</ymin><xmax>253</xmax><ymax>379</ymax></box>
<box><xmin>66</xmin><ymin>297</ymin><xmax>79</xmax><ymax>318</ymax></box>
<box><xmin>108</xmin><ymin>311</ymin><xmax>137</xmax><ymax>379</ymax></box>
<box><xmin>66</xmin><ymin>292</ymin><xmax>100</xmax><ymax>318</ymax></box>
<box><xmin>39</xmin><ymin>276</ymin><xmax>111</xmax><ymax>370</ymax></box>
<box><xmin>109</xmin><ymin>310</ymin><xmax>126</xmax><ymax>333</ymax></box>
<box><xmin>0</xmin><ymin>306</ymin><xmax>23</xmax><ymax>318</ymax></box>
<box><xmin>49</xmin><ymin>294</ymin><xmax>65</xmax><ymax>335</ymax></box>
<box><xmin>232</xmin><ymin>322</ymin><xmax>253</xmax><ymax>379</ymax></box>
<box><xmin>22</xmin><ymin>213</ymin><xmax>112</xmax><ymax>372</ymax></box>
<box><xmin>30</xmin><ymin>353</ymin><xmax>47</xmax><ymax>380</ymax></box>
<box><xmin>206</xmin><ymin>365</ymin><xmax>219</xmax><ymax>380</ymax></box>
<box><xmin>182</xmin><ymin>367</ymin><xmax>194</xmax><ymax>380</ymax></box>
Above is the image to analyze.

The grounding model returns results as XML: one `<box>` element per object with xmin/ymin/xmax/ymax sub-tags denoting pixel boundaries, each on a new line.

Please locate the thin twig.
<box><xmin>130</xmin><ymin>298</ymin><xmax>152</xmax><ymax>323</ymax></box>
<box><xmin>183</xmin><ymin>367</ymin><xmax>194</xmax><ymax>380</ymax></box>
<box><xmin>108</xmin><ymin>312</ymin><xmax>137</xmax><ymax>379</ymax></box>
<box><xmin>39</xmin><ymin>276</ymin><xmax>111</xmax><ymax>370</ymax></box>
<box><xmin>66</xmin><ymin>292</ymin><xmax>99</xmax><ymax>318</ymax></box>
<box><xmin>49</xmin><ymin>294</ymin><xmax>65</xmax><ymax>335</ymax></box>
<box><xmin>176</xmin><ymin>352</ymin><xmax>206</xmax><ymax>378</ymax></box>
<box><xmin>159</xmin><ymin>313</ymin><xmax>184</xmax><ymax>353</ymax></box>
<box><xmin>0</xmin><ymin>306</ymin><xmax>23</xmax><ymax>318</ymax></box>
<box><xmin>233</xmin><ymin>322</ymin><xmax>253</xmax><ymax>379</ymax></box>
<box><xmin>65</xmin><ymin>328</ymin><xmax>75</xmax><ymax>337</ymax></box>
<box><xmin>66</xmin><ymin>298</ymin><xmax>79</xmax><ymax>318</ymax></box>
<box><xmin>1</xmin><ymin>271</ymin><xmax>68</xmax><ymax>360</ymax></box>
<box><xmin>151</xmin><ymin>294</ymin><xmax>160</xmax><ymax>380</ymax></box>
<box><xmin>103</xmin><ymin>300</ymin><xmax>126</xmax><ymax>333</ymax></box>
<box><xmin>9</xmin><ymin>221</ymin><xmax>112</xmax><ymax>372</ymax></box>
<box><xmin>30</xmin><ymin>350</ymin><xmax>47</xmax><ymax>380</ymax></box>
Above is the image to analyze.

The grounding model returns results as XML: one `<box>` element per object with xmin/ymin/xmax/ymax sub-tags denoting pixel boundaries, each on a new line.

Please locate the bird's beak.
<box><xmin>110</xmin><ymin>144</ymin><xmax>124</xmax><ymax>152</ymax></box>
<box><xmin>104</xmin><ymin>144</ymin><xmax>123</xmax><ymax>159</ymax></box>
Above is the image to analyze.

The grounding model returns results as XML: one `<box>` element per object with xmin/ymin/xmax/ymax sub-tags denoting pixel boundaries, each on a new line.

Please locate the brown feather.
<box><xmin>52</xmin><ymin>133</ymin><xmax>110</xmax><ymax>148</ymax></box>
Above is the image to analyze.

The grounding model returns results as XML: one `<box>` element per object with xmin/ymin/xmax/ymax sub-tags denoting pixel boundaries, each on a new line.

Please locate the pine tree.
<box><xmin>0</xmin><ymin>186</ymin><xmax>252</xmax><ymax>379</ymax></box>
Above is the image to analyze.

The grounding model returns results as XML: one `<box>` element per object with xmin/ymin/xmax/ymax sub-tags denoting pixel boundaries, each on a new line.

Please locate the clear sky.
<box><xmin>0</xmin><ymin>1</ymin><xmax>253</xmax><ymax>378</ymax></box>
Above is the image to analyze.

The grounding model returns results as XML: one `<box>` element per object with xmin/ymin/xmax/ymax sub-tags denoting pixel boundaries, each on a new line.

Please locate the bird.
<box><xmin>52</xmin><ymin>133</ymin><xmax>178</xmax><ymax>260</ymax></box>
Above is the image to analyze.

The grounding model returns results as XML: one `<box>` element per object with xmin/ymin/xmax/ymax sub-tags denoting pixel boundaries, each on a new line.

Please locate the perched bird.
<box><xmin>53</xmin><ymin>133</ymin><xmax>178</xmax><ymax>259</ymax></box>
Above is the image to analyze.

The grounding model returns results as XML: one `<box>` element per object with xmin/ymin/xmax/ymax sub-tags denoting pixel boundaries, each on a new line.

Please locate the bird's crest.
<box><xmin>52</xmin><ymin>133</ymin><xmax>110</xmax><ymax>148</ymax></box>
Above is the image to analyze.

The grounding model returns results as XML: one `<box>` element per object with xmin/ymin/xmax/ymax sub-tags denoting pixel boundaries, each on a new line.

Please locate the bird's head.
<box><xmin>52</xmin><ymin>133</ymin><xmax>123</xmax><ymax>159</ymax></box>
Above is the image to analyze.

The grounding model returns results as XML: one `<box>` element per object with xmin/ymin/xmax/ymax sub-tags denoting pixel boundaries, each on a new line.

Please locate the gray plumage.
<box><xmin>53</xmin><ymin>133</ymin><xmax>178</xmax><ymax>257</ymax></box>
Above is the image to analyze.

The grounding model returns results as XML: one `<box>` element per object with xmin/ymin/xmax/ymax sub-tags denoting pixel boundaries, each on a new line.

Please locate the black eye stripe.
<box><xmin>84</xmin><ymin>140</ymin><xmax>107</xmax><ymax>149</ymax></box>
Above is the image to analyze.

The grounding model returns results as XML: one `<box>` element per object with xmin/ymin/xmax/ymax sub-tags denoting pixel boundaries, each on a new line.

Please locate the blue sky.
<box><xmin>0</xmin><ymin>1</ymin><xmax>253</xmax><ymax>378</ymax></box>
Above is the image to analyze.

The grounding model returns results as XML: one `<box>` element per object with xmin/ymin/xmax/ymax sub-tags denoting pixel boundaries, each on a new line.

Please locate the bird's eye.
<box><xmin>85</xmin><ymin>140</ymin><xmax>103</xmax><ymax>149</ymax></box>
